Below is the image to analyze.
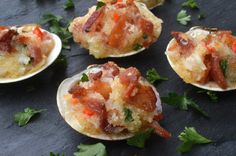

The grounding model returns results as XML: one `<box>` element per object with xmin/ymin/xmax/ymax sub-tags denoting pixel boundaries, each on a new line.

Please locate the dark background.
<box><xmin>0</xmin><ymin>0</ymin><xmax>236</xmax><ymax>155</ymax></box>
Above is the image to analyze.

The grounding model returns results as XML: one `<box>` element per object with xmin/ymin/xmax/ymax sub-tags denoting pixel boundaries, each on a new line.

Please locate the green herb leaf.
<box><xmin>41</xmin><ymin>13</ymin><xmax>72</xmax><ymax>50</ymax></box>
<box><xmin>161</xmin><ymin>92</ymin><xmax>208</xmax><ymax>117</ymax></box>
<box><xmin>220</xmin><ymin>59</ymin><xmax>228</xmax><ymax>77</ymax></box>
<box><xmin>146</xmin><ymin>68</ymin><xmax>168</xmax><ymax>84</ymax></box>
<box><xmin>50</xmin><ymin>152</ymin><xmax>65</xmax><ymax>156</ymax></box>
<box><xmin>198</xmin><ymin>13</ymin><xmax>205</xmax><ymax>20</ymax></box>
<box><xmin>64</xmin><ymin>0</ymin><xmax>75</xmax><ymax>10</ymax></box>
<box><xmin>177</xmin><ymin>127</ymin><xmax>212</xmax><ymax>153</ymax></box>
<box><xmin>182</xmin><ymin>0</ymin><xmax>199</xmax><ymax>9</ymax></box>
<box><xmin>80</xmin><ymin>73</ymin><xmax>89</xmax><ymax>82</ymax></box>
<box><xmin>133</xmin><ymin>44</ymin><xmax>143</xmax><ymax>51</ymax></box>
<box><xmin>127</xmin><ymin>129</ymin><xmax>153</xmax><ymax>148</ymax></box>
<box><xmin>123</xmin><ymin>108</ymin><xmax>134</xmax><ymax>123</ymax></box>
<box><xmin>96</xmin><ymin>1</ymin><xmax>106</xmax><ymax>10</ymax></box>
<box><xmin>74</xmin><ymin>143</ymin><xmax>107</xmax><ymax>156</ymax></box>
<box><xmin>197</xmin><ymin>90</ymin><xmax>218</xmax><ymax>102</ymax></box>
<box><xmin>177</xmin><ymin>10</ymin><xmax>191</xmax><ymax>25</ymax></box>
<box><xmin>14</xmin><ymin>107</ymin><xmax>46</xmax><ymax>126</ymax></box>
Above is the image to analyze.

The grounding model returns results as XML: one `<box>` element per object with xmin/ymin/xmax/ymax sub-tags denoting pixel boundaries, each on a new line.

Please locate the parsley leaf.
<box><xmin>127</xmin><ymin>129</ymin><xmax>153</xmax><ymax>148</ymax></box>
<box><xmin>161</xmin><ymin>92</ymin><xmax>208</xmax><ymax>117</ymax></box>
<box><xmin>74</xmin><ymin>143</ymin><xmax>107</xmax><ymax>156</ymax></box>
<box><xmin>96</xmin><ymin>1</ymin><xmax>106</xmax><ymax>10</ymax></box>
<box><xmin>80</xmin><ymin>73</ymin><xmax>89</xmax><ymax>82</ymax></box>
<box><xmin>50</xmin><ymin>152</ymin><xmax>65</xmax><ymax>156</ymax></box>
<box><xmin>177</xmin><ymin>10</ymin><xmax>191</xmax><ymax>25</ymax></box>
<box><xmin>41</xmin><ymin>13</ymin><xmax>72</xmax><ymax>50</ymax></box>
<box><xmin>182</xmin><ymin>0</ymin><xmax>199</xmax><ymax>9</ymax></box>
<box><xmin>146</xmin><ymin>68</ymin><xmax>168</xmax><ymax>84</ymax></box>
<box><xmin>124</xmin><ymin>108</ymin><xmax>134</xmax><ymax>123</ymax></box>
<box><xmin>133</xmin><ymin>44</ymin><xmax>143</xmax><ymax>51</ymax></box>
<box><xmin>14</xmin><ymin>107</ymin><xmax>46</xmax><ymax>126</ymax></box>
<box><xmin>197</xmin><ymin>90</ymin><xmax>218</xmax><ymax>102</ymax></box>
<box><xmin>64</xmin><ymin>0</ymin><xmax>75</xmax><ymax>10</ymax></box>
<box><xmin>177</xmin><ymin>127</ymin><xmax>212</xmax><ymax>153</ymax></box>
<box><xmin>220</xmin><ymin>59</ymin><xmax>228</xmax><ymax>77</ymax></box>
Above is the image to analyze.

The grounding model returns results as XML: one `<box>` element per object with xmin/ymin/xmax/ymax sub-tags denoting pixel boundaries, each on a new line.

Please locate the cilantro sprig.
<box><xmin>64</xmin><ymin>0</ymin><xmax>75</xmax><ymax>10</ymax></box>
<box><xmin>124</xmin><ymin>108</ymin><xmax>134</xmax><ymax>123</ymax></box>
<box><xmin>15</xmin><ymin>107</ymin><xmax>46</xmax><ymax>126</ymax></box>
<box><xmin>74</xmin><ymin>143</ymin><xmax>107</xmax><ymax>156</ymax></box>
<box><xmin>182</xmin><ymin>0</ymin><xmax>199</xmax><ymax>9</ymax></box>
<box><xmin>80</xmin><ymin>73</ymin><xmax>89</xmax><ymax>82</ymax></box>
<box><xmin>146</xmin><ymin>68</ymin><xmax>168</xmax><ymax>84</ymax></box>
<box><xmin>177</xmin><ymin>127</ymin><xmax>212</xmax><ymax>153</ymax></box>
<box><xmin>197</xmin><ymin>90</ymin><xmax>218</xmax><ymax>103</ymax></box>
<box><xmin>161</xmin><ymin>92</ymin><xmax>208</xmax><ymax>117</ymax></box>
<box><xmin>177</xmin><ymin>10</ymin><xmax>191</xmax><ymax>25</ymax></box>
<box><xmin>127</xmin><ymin>129</ymin><xmax>153</xmax><ymax>148</ymax></box>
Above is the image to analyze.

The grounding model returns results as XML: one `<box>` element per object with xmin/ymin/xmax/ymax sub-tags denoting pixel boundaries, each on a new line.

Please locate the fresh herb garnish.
<box><xmin>15</xmin><ymin>107</ymin><xmax>46</xmax><ymax>126</ymax></box>
<box><xmin>177</xmin><ymin>127</ymin><xmax>212</xmax><ymax>153</ymax></box>
<box><xmin>220</xmin><ymin>59</ymin><xmax>228</xmax><ymax>77</ymax></box>
<box><xmin>177</xmin><ymin>10</ymin><xmax>191</xmax><ymax>25</ymax></box>
<box><xmin>197</xmin><ymin>90</ymin><xmax>218</xmax><ymax>102</ymax></box>
<box><xmin>127</xmin><ymin>129</ymin><xmax>153</xmax><ymax>148</ymax></box>
<box><xmin>80</xmin><ymin>73</ymin><xmax>89</xmax><ymax>82</ymax></box>
<box><xmin>96</xmin><ymin>1</ymin><xmax>106</xmax><ymax>10</ymax></box>
<box><xmin>41</xmin><ymin>13</ymin><xmax>72</xmax><ymax>49</ymax></box>
<box><xmin>133</xmin><ymin>44</ymin><xmax>143</xmax><ymax>51</ymax></box>
<box><xmin>146</xmin><ymin>68</ymin><xmax>168</xmax><ymax>84</ymax></box>
<box><xmin>74</xmin><ymin>143</ymin><xmax>107</xmax><ymax>156</ymax></box>
<box><xmin>50</xmin><ymin>152</ymin><xmax>65</xmax><ymax>156</ymax></box>
<box><xmin>161</xmin><ymin>92</ymin><xmax>208</xmax><ymax>117</ymax></box>
<box><xmin>124</xmin><ymin>108</ymin><xmax>134</xmax><ymax>123</ymax></box>
<box><xmin>198</xmin><ymin>13</ymin><xmax>205</xmax><ymax>20</ymax></box>
<box><xmin>64</xmin><ymin>0</ymin><xmax>75</xmax><ymax>10</ymax></box>
<box><xmin>182</xmin><ymin>0</ymin><xmax>199</xmax><ymax>9</ymax></box>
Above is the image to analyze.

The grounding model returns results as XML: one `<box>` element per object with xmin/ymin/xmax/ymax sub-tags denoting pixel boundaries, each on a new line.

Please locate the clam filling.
<box><xmin>64</xmin><ymin>62</ymin><xmax>170</xmax><ymax>138</ymax></box>
<box><xmin>0</xmin><ymin>25</ymin><xmax>55</xmax><ymax>79</ymax></box>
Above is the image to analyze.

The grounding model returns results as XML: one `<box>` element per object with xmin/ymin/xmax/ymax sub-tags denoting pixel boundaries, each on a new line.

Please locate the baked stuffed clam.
<box><xmin>166</xmin><ymin>27</ymin><xmax>236</xmax><ymax>91</ymax></box>
<box><xmin>69</xmin><ymin>0</ymin><xmax>163</xmax><ymax>58</ymax></box>
<box><xmin>57</xmin><ymin>62</ymin><xmax>170</xmax><ymax>140</ymax></box>
<box><xmin>0</xmin><ymin>24</ymin><xmax>61</xmax><ymax>83</ymax></box>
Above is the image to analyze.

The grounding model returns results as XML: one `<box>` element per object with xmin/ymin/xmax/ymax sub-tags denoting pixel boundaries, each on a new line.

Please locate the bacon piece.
<box><xmin>210</xmin><ymin>53</ymin><xmax>227</xmax><ymax>89</ymax></box>
<box><xmin>153</xmin><ymin>113</ymin><xmax>164</xmax><ymax>122</ymax></box>
<box><xmin>151</xmin><ymin>121</ymin><xmax>171</xmax><ymax>139</ymax></box>
<box><xmin>124</xmin><ymin>85</ymin><xmax>157</xmax><ymax>112</ymax></box>
<box><xmin>119</xmin><ymin>67</ymin><xmax>141</xmax><ymax>85</ymax></box>
<box><xmin>102</xmin><ymin>61</ymin><xmax>120</xmax><ymax>76</ymax></box>
<box><xmin>83</xmin><ymin>8</ymin><xmax>105</xmax><ymax>32</ymax></box>
<box><xmin>139</xmin><ymin>18</ymin><xmax>154</xmax><ymax>36</ymax></box>
<box><xmin>90</xmin><ymin>80</ymin><xmax>112</xmax><ymax>100</ymax></box>
<box><xmin>198</xmin><ymin>54</ymin><xmax>212</xmax><ymax>84</ymax></box>
<box><xmin>69</xmin><ymin>84</ymin><xmax>88</xmax><ymax>99</ymax></box>
<box><xmin>0</xmin><ymin>29</ymin><xmax>17</xmax><ymax>52</ymax></box>
<box><xmin>89</xmin><ymin>71</ymin><xmax>103</xmax><ymax>81</ymax></box>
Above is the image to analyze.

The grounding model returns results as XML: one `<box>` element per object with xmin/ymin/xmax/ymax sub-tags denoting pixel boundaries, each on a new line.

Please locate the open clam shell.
<box><xmin>0</xmin><ymin>25</ymin><xmax>62</xmax><ymax>84</ymax></box>
<box><xmin>166</xmin><ymin>26</ymin><xmax>236</xmax><ymax>92</ymax></box>
<box><xmin>57</xmin><ymin>65</ymin><xmax>162</xmax><ymax>140</ymax></box>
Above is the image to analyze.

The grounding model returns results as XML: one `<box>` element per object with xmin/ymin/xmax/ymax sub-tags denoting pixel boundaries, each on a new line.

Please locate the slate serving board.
<box><xmin>0</xmin><ymin>0</ymin><xmax>236</xmax><ymax>155</ymax></box>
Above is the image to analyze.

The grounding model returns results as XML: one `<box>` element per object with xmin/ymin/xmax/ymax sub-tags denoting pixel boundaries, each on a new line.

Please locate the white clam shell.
<box><xmin>166</xmin><ymin>26</ymin><xmax>236</xmax><ymax>92</ymax></box>
<box><xmin>0</xmin><ymin>27</ymin><xmax>62</xmax><ymax>84</ymax></box>
<box><xmin>57</xmin><ymin>65</ymin><xmax>162</xmax><ymax>140</ymax></box>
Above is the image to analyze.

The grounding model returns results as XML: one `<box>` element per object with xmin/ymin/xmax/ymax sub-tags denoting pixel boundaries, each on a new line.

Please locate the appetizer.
<box><xmin>0</xmin><ymin>24</ymin><xmax>61</xmax><ymax>83</ymax></box>
<box><xmin>57</xmin><ymin>62</ymin><xmax>170</xmax><ymax>140</ymax></box>
<box><xmin>99</xmin><ymin>0</ymin><xmax>165</xmax><ymax>9</ymax></box>
<box><xmin>69</xmin><ymin>0</ymin><xmax>163</xmax><ymax>58</ymax></box>
<box><xmin>166</xmin><ymin>27</ymin><xmax>236</xmax><ymax>91</ymax></box>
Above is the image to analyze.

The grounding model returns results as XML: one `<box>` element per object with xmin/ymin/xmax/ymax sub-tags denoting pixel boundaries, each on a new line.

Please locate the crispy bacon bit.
<box><xmin>69</xmin><ymin>84</ymin><xmax>87</xmax><ymax>98</ymax></box>
<box><xmin>124</xmin><ymin>85</ymin><xmax>157</xmax><ymax>112</ymax></box>
<box><xmin>210</xmin><ymin>53</ymin><xmax>227</xmax><ymax>89</ymax></box>
<box><xmin>151</xmin><ymin>121</ymin><xmax>171</xmax><ymax>139</ymax></box>
<box><xmin>89</xmin><ymin>71</ymin><xmax>103</xmax><ymax>81</ymax></box>
<box><xmin>90</xmin><ymin>80</ymin><xmax>112</xmax><ymax>100</ymax></box>
<box><xmin>171</xmin><ymin>32</ymin><xmax>194</xmax><ymax>53</ymax></box>
<box><xmin>198</xmin><ymin>54</ymin><xmax>212</xmax><ymax>84</ymax></box>
<box><xmin>0</xmin><ymin>29</ymin><xmax>17</xmax><ymax>52</ymax></box>
<box><xmin>102</xmin><ymin>61</ymin><xmax>120</xmax><ymax>76</ymax></box>
<box><xmin>119</xmin><ymin>67</ymin><xmax>141</xmax><ymax>85</ymax></box>
<box><xmin>86</xmin><ymin>98</ymin><xmax>105</xmax><ymax>114</ymax></box>
<box><xmin>139</xmin><ymin>18</ymin><xmax>154</xmax><ymax>36</ymax></box>
<box><xmin>28</xmin><ymin>46</ymin><xmax>42</xmax><ymax>65</ymax></box>
<box><xmin>83</xmin><ymin>8</ymin><xmax>105</xmax><ymax>32</ymax></box>
<box><xmin>153</xmin><ymin>114</ymin><xmax>164</xmax><ymax>122</ymax></box>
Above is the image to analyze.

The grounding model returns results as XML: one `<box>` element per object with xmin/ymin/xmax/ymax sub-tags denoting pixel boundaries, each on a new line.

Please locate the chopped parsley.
<box><xmin>182</xmin><ymin>0</ymin><xmax>199</xmax><ymax>9</ymax></box>
<box><xmin>146</xmin><ymin>68</ymin><xmax>168</xmax><ymax>84</ymax></box>
<box><xmin>124</xmin><ymin>108</ymin><xmax>134</xmax><ymax>123</ymax></box>
<box><xmin>127</xmin><ymin>128</ymin><xmax>153</xmax><ymax>148</ymax></box>
<box><xmin>80</xmin><ymin>73</ymin><xmax>89</xmax><ymax>82</ymax></box>
<box><xmin>177</xmin><ymin>10</ymin><xmax>191</xmax><ymax>25</ymax></box>
<box><xmin>15</xmin><ymin>107</ymin><xmax>46</xmax><ymax>126</ymax></box>
<box><xmin>161</xmin><ymin>92</ymin><xmax>208</xmax><ymax>117</ymax></box>
<box><xmin>64</xmin><ymin>0</ymin><xmax>75</xmax><ymax>10</ymax></box>
<box><xmin>220</xmin><ymin>59</ymin><xmax>228</xmax><ymax>77</ymax></box>
<box><xmin>177</xmin><ymin>127</ymin><xmax>212</xmax><ymax>153</ymax></box>
<box><xmin>133</xmin><ymin>44</ymin><xmax>143</xmax><ymax>51</ymax></box>
<box><xmin>96</xmin><ymin>1</ymin><xmax>106</xmax><ymax>10</ymax></box>
<box><xmin>40</xmin><ymin>13</ymin><xmax>72</xmax><ymax>50</ymax></box>
<box><xmin>74</xmin><ymin>143</ymin><xmax>107</xmax><ymax>156</ymax></box>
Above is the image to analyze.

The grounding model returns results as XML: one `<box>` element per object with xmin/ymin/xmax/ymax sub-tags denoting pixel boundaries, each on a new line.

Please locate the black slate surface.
<box><xmin>0</xmin><ymin>0</ymin><xmax>236</xmax><ymax>156</ymax></box>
